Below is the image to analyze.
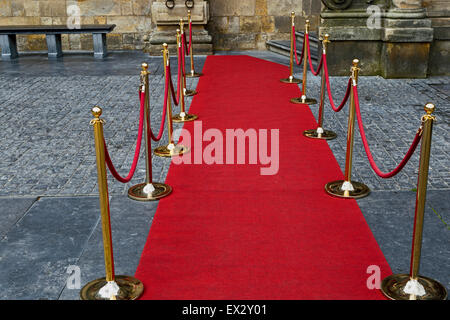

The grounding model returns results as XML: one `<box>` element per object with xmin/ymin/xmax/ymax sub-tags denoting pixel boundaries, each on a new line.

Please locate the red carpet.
<box><xmin>135</xmin><ymin>55</ymin><xmax>391</xmax><ymax>299</ymax></box>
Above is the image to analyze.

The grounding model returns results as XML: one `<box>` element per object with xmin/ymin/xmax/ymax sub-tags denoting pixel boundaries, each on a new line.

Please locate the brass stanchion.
<box><xmin>290</xmin><ymin>20</ymin><xmax>318</xmax><ymax>105</ymax></box>
<box><xmin>173</xmin><ymin>29</ymin><xmax>198</xmax><ymax>123</ymax></box>
<box><xmin>186</xmin><ymin>10</ymin><xmax>203</xmax><ymax>78</ymax></box>
<box><xmin>381</xmin><ymin>104</ymin><xmax>447</xmax><ymax>300</ymax></box>
<box><xmin>325</xmin><ymin>59</ymin><xmax>370</xmax><ymax>199</ymax></box>
<box><xmin>154</xmin><ymin>43</ymin><xmax>190</xmax><ymax>158</ymax></box>
<box><xmin>280</xmin><ymin>12</ymin><xmax>301</xmax><ymax>84</ymax></box>
<box><xmin>128</xmin><ymin>63</ymin><xmax>173</xmax><ymax>201</ymax></box>
<box><xmin>80</xmin><ymin>107</ymin><xmax>144</xmax><ymax>300</ymax></box>
<box><xmin>303</xmin><ymin>34</ymin><xmax>337</xmax><ymax>140</ymax></box>
<box><xmin>180</xmin><ymin>18</ymin><xmax>197</xmax><ymax>97</ymax></box>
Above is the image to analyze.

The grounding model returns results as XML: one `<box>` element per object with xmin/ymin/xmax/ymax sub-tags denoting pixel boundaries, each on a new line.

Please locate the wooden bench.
<box><xmin>0</xmin><ymin>25</ymin><xmax>116</xmax><ymax>60</ymax></box>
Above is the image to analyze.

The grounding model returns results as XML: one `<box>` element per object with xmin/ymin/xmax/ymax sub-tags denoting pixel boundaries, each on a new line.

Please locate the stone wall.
<box><xmin>0</xmin><ymin>0</ymin><xmax>448</xmax><ymax>62</ymax></box>
<box><xmin>0</xmin><ymin>0</ymin><xmax>152</xmax><ymax>51</ymax></box>
<box><xmin>0</xmin><ymin>0</ymin><xmax>321</xmax><ymax>52</ymax></box>
<box><xmin>207</xmin><ymin>0</ymin><xmax>321</xmax><ymax>51</ymax></box>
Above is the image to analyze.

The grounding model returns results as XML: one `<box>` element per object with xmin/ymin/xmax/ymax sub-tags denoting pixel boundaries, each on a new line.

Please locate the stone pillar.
<box><xmin>146</xmin><ymin>0</ymin><xmax>213</xmax><ymax>55</ymax></box>
<box><xmin>382</xmin><ymin>0</ymin><xmax>433</xmax><ymax>78</ymax></box>
<box><xmin>319</xmin><ymin>0</ymin><xmax>434</xmax><ymax>78</ymax></box>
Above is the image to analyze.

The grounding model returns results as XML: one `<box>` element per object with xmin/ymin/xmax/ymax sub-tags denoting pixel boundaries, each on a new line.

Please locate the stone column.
<box><xmin>382</xmin><ymin>0</ymin><xmax>434</xmax><ymax>78</ymax></box>
<box><xmin>319</xmin><ymin>0</ymin><xmax>434</xmax><ymax>78</ymax></box>
<box><xmin>146</xmin><ymin>0</ymin><xmax>213</xmax><ymax>55</ymax></box>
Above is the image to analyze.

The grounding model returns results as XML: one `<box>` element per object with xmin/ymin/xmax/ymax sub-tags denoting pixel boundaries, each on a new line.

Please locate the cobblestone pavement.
<box><xmin>0</xmin><ymin>53</ymin><xmax>201</xmax><ymax>197</ymax></box>
<box><xmin>0</xmin><ymin>51</ymin><xmax>448</xmax><ymax>197</ymax></box>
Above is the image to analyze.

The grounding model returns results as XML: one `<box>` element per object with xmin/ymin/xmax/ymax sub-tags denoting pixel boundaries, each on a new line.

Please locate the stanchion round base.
<box><xmin>381</xmin><ymin>274</ymin><xmax>447</xmax><ymax>300</ymax></box>
<box><xmin>80</xmin><ymin>275</ymin><xmax>144</xmax><ymax>300</ymax></box>
<box><xmin>154</xmin><ymin>144</ymin><xmax>190</xmax><ymax>157</ymax></box>
<box><xmin>172</xmin><ymin>113</ymin><xmax>198</xmax><ymax>123</ymax></box>
<box><xmin>303</xmin><ymin>129</ymin><xmax>337</xmax><ymax>140</ymax></box>
<box><xmin>280</xmin><ymin>77</ymin><xmax>301</xmax><ymax>84</ymax></box>
<box><xmin>325</xmin><ymin>180</ymin><xmax>370</xmax><ymax>199</ymax></box>
<box><xmin>186</xmin><ymin>72</ymin><xmax>203</xmax><ymax>78</ymax></box>
<box><xmin>128</xmin><ymin>182</ymin><xmax>172</xmax><ymax>201</ymax></box>
<box><xmin>290</xmin><ymin>97</ymin><xmax>318</xmax><ymax>105</ymax></box>
<box><xmin>185</xmin><ymin>89</ymin><xmax>197</xmax><ymax>97</ymax></box>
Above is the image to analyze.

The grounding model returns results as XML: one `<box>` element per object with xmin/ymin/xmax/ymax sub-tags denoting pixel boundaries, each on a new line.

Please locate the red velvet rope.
<box><xmin>181</xmin><ymin>34</ymin><xmax>187</xmax><ymax>71</ymax></box>
<box><xmin>144</xmin><ymin>75</ymin><xmax>168</xmax><ymax>141</ymax></box>
<box><xmin>323</xmin><ymin>54</ymin><xmax>352</xmax><ymax>112</ymax></box>
<box><xmin>168</xmin><ymin>44</ymin><xmax>183</xmax><ymax>106</ymax></box>
<box><xmin>182</xmin><ymin>22</ymin><xmax>192</xmax><ymax>55</ymax></box>
<box><xmin>353</xmin><ymin>85</ymin><xmax>422</xmax><ymax>179</ymax></box>
<box><xmin>292</xmin><ymin>25</ymin><xmax>304</xmax><ymax>66</ymax></box>
<box><xmin>306</xmin><ymin>34</ymin><xmax>323</xmax><ymax>76</ymax></box>
<box><xmin>104</xmin><ymin>91</ymin><xmax>145</xmax><ymax>183</ymax></box>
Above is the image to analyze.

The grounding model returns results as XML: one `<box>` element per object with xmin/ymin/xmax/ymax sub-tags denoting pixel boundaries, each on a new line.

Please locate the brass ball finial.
<box><xmin>325</xmin><ymin>34</ymin><xmax>330</xmax><ymax>40</ymax></box>
<box><xmin>291</xmin><ymin>11</ymin><xmax>295</xmax><ymax>17</ymax></box>
<box><xmin>425</xmin><ymin>103</ymin><xmax>435</xmax><ymax>115</ymax></box>
<box><xmin>163</xmin><ymin>43</ymin><xmax>168</xmax><ymax>48</ymax></box>
<box><xmin>306</xmin><ymin>19</ymin><xmax>310</xmax><ymax>24</ymax></box>
<box><xmin>92</xmin><ymin>106</ymin><xmax>102</xmax><ymax>118</ymax></box>
<box><xmin>353</xmin><ymin>59</ymin><xmax>360</xmax><ymax>67</ymax></box>
<box><xmin>141</xmin><ymin>62</ymin><xmax>148</xmax><ymax>71</ymax></box>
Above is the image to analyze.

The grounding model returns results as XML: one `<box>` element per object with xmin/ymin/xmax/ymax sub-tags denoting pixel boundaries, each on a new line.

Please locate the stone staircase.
<box><xmin>266</xmin><ymin>32</ymin><xmax>321</xmax><ymax>62</ymax></box>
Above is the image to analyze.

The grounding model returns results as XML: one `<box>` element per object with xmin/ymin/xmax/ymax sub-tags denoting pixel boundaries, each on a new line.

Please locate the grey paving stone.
<box><xmin>0</xmin><ymin>196</ymin><xmax>100</xmax><ymax>300</ymax></box>
<box><xmin>58</xmin><ymin>195</ymin><xmax>159</xmax><ymax>300</ymax></box>
<box><xmin>357</xmin><ymin>190</ymin><xmax>450</xmax><ymax>291</ymax></box>
<box><xmin>0</xmin><ymin>197</ymin><xmax>37</xmax><ymax>240</ymax></box>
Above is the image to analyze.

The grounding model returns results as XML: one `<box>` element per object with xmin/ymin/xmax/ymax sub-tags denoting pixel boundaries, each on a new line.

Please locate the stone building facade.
<box><xmin>0</xmin><ymin>0</ymin><xmax>321</xmax><ymax>52</ymax></box>
<box><xmin>0</xmin><ymin>0</ymin><xmax>448</xmax><ymax>76</ymax></box>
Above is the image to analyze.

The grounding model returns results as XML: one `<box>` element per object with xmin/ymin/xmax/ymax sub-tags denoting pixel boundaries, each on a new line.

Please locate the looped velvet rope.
<box><xmin>104</xmin><ymin>64</ymin><xmax>173</xmax><ymax>183</ymax></box>
<box><xmin>168</xmin><ymin>43</ymin><xmax>183</xmax><ymax>106</ymax></box>
<box><xmin>182</xmin><ymin>21</ymin><xmax>193</xmax><ymax>55</ymax></box>
<box><xmin>323</xmin><ymin>54</ymin><xmax>352</xmax><ymax>112</ymax></box>
<box><xmin>353</xmin><ymin>85</ymin><xmax>423</xmax><ymax>178</ymax></box>
<box><xmin>306</xmin><ymin>34</ymin><xmax>323</xmax><ymax>76</ymax></box>
<box><xmin>104</xmin><ymin>90</ymin><xmax>145</xmax><ymax>183</ymax></box>
<box><xmin>292</xmin><ymin>25</ymin><xmax>304</xmax><ymax>66</ymax></box>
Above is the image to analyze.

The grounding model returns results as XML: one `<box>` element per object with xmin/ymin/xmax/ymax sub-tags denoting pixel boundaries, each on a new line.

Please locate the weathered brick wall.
<box><xmin>208</xmin><ymin>0</ymin><xmax>321</xmax><ymax>50</ymax></box>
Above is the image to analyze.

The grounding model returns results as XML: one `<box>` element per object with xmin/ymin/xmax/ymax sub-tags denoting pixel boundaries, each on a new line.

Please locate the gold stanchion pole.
<box><xmin>173</xmin><ymin>30</ymin><xmax>198</xmax><ymax>123</ymax></box>
<box><xmin>180</xmin><ymin>18</ymin><xmax>197</xmax><ymax>97</ymax></box>
<box><xmin>325</xmin><ymin>59</ymin><xmax>370</xmax><ymax>199</ymax></box>
<box><xmin>80</xmin><ymin>106</ymin><xmax>144</xmax><ymax>300</ymax></box>
<box><xmin>128</xmin><ymin>63</ymin><xmax>173</xmax><ymax>201</ymax></box>
<box><xmin>303</xmin><ymin>34</ymin><xmax>337</xmax><ymax>140</ymax></box>
<box><xmin>381</xmin><ymin>104</ymin><xmax>447</xmax><ymax>300</ymax></box>
<box><xmin>280</xmin><ymin>12</ymin><xmax>301</xmax><ymax>84</ymax></box>
<box><xmin>154</xmin><ymin>43</ymin><xmax>190</xmax><ymax>158</ymax></box>
<box><xmin>186</xmin><ymin>10</ymin><xmax>203</xmax><ymax>78</ymax></box>
<box><xmin>291</xmin><ymin>20</ymin><xmax>318</xmax><ymax>105</ymax></box>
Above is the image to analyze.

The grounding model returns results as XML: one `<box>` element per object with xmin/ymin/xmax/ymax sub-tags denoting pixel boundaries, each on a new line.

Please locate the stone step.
<box><xmin>266</xmin><ymin>32</ymin><xmax>321</xmax><ymax>61</ymax></box>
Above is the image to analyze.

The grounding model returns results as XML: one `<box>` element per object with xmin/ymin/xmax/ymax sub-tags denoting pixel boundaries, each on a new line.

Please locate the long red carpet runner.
<box><xmin>135</xmin><ymin>55</ymin><xmax>391</xmax><ymax>299</ymax></box>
